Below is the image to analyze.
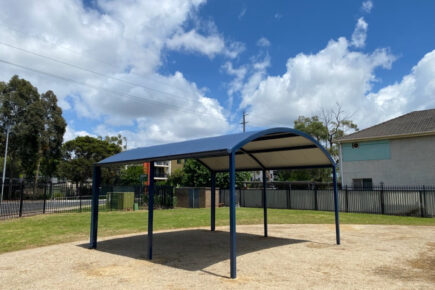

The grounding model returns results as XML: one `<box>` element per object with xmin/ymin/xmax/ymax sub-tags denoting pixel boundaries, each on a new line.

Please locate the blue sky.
<box><xmin>1</xmin><ymin>0</ymin><xmax>435</xmax><ymax>148</ymax></box>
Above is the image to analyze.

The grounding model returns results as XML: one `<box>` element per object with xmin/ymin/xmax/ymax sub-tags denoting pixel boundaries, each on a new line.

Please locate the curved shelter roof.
<box><xmin>99</xmin><ymin>127</ymin><xmax>335</xmax><ymax>171</ymax></box>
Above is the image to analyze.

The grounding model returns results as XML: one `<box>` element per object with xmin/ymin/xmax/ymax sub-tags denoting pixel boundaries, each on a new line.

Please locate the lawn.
<box><xmin>0</xmin><ymin>207</ymin><xmax>434</xmax><ymax>254</ymax></box>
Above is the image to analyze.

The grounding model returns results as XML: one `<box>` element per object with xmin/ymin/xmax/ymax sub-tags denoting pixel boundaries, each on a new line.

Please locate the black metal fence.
<box><xmin>220</xmin><ymin>185</ymin><xmax>435</xmax><ymax>217</ymax></box>
<box><xmin>0</xmin><ymin>179</ymin><xmax>174</xmax><ymax>220</ymax></box>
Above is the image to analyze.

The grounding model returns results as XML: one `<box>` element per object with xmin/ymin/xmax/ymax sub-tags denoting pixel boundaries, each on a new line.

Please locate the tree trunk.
<box><xmin>8</xmin><ymin>165</ymin><xmax>13</xmax><ymax>200</ymax></box>
<box><xmin>33</xmin><ymin>149</ymin><xmax>42</xmax><ymax>195</ymax></box>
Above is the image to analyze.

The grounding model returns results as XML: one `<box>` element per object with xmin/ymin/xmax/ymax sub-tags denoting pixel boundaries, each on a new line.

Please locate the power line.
<box><xmin>0</xmin><ymin>40</ymin><xmax>204</xmax><ymax>108</ymax></box>
<box><xmin>0</xmin><ymin>31</ymin><xmax>294</xmax><ymax>130</ymax></box>
<box><xmin>0</xmin><ymin>23</ymin><xmax>192</xmax><ymax>95</ymax></box>
<box><xmin>0</xmin><ymin>58</ymin><xmax>225</xmax><ymax>120</ymax></box>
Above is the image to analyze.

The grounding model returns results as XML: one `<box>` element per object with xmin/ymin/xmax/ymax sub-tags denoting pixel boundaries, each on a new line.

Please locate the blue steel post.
<box><xmin>262</xmin><ymin>170</ymin><xmax>268</xmax><ymax>237</ymax></box>
<box><xmin>211</xmin><ymin>171</ymin><xmax>216</xmax><ymax>231</ymax></box>
<box><xmin>90</xmin><ymin>165</ymin><xmax>101</xmax><ymax>249</ymax></box>
<box><xmin>229</xmin><ymin>152</ymin><xmax>237</xmax><ymax>279</ymax></box>
<box><xmin>332</xmin><ymin>166</ymin><xmax>341</xmax><ymax>245</ymax></box>
<box><xmin>148</xmin><ymin>161</ymin><xmax>155</xmax><ymax>259</ymax></box>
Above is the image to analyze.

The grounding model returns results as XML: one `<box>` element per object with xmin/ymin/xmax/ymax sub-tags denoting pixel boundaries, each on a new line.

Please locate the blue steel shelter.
<box><xmin>90</xmin><ymin>127</ymin><xmax>340</xmax><ymax>278</ymax></box>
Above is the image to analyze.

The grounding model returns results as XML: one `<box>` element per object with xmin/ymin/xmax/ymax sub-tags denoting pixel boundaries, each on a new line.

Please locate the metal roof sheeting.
<box><xmin>98</xmin><ymin>127</ymin><xmax>335</xmax><ymax>171</ymax></box>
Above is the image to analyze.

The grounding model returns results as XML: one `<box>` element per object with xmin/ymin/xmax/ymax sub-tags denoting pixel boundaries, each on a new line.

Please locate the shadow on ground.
<box><xmin>79</xmin><ymin>229</ymin><xmax>308</xmax><ymax>272</ymax></box>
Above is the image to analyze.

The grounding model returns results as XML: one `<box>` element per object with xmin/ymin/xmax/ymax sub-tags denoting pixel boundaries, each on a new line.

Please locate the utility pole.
<box><xmin>0</xmin><ymin>124</ymin><xmax>11</xmax><ymax>215</ymax></box>
<box><xmin>241</xmin><ymin>111</ymin><xmax>248</xmax><ymax>132</ymax></box>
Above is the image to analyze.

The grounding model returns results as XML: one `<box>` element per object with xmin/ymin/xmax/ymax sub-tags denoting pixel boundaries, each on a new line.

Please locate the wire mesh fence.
<box><xmin>220</xmin><ymin>185</ymin><xmax>435</xmax><ymax>217</ymax></box>
<box><xmin>0</xmin><ymin>179</ymin><xmax>174</xmax><ymax>220</ymax></box>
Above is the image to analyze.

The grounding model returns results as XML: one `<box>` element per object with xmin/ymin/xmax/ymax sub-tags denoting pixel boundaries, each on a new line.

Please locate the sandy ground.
<box><xmin>0</xmin><ymin>224</ymin><xmax>434</xmax><ymax>289</ymax></box>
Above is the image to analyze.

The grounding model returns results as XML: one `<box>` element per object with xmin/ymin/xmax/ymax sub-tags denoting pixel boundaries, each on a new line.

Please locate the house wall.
<box><xmin>175</xmin><ymin>187</ymin><xmax>219</xmax><ymax>208</ymax></box>
<box><xmin>341</xmin><ymin>135</ymin><xmax>435</xmax><ymax>186</ymax></box>
<box><xmin>170</xmin><ymin>160</ymin><xmax>184</xmax><ymax>173</ymax></box>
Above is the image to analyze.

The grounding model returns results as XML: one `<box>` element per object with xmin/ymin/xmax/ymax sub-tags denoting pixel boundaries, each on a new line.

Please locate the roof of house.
<box><xmin>337</xmin><ymin>109</ymin><xmax>435</xmax><ymax>142</ymax></box>
<box><xmin>98</xmin><ymin>127</ymin><xmax>335</xmax><ymax>171</ymax></box>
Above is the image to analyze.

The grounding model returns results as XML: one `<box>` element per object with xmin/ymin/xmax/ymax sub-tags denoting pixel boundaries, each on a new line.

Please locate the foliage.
<box><xmin>0</xmin><ymin>75</ymin><xmax>66</xmax><ymax>182</ymax></box>
<box><xmin>58</xmin><ymin>136</ymin><xmax>122</xmax><ymax>184</ymax></box>
<box><xmin>180</xmin><ymin>159</ymin><xmax>211</xmax><ymax>186</ymax></box>
<box><xmin>98</xmin><ymin>134</ymin><xmax>127</xmax><ymax>150</ymax></box>
<box><xmin>278</xmin><ymin>103</ymin><xmax>359</xmax><ymax>182</ymax></box>
<box><xmin>38</xmin><ymin>91</ymin><xmax>67</xmax><ymax>179</ymax></box>
<box><xmin>215</xmin><ymin>171</ymin><xmax>251</xmax><ymax>189</ymax></box>
<box><xmin>293</xmin><ymin>115</ymin><xmax>328</xmax><ymax>143</ymax></box>
<box><xmin>170</xmin><ymin>159</ymin><xmax>251</xmax><ymax>188</ymax></box>
<box><xmin>166</xmin><ymin>168</ymin><xmax>185</xmax><ymax>187</ymax></box>
<box><xmin>119</xmin><ymin>165</ymin><xmax>144</xmax><ymax>185</ymax></box>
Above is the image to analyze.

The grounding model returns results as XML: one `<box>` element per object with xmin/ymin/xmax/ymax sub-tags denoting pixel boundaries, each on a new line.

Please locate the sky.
<box><xmin>1</xmin><ymin>0</ymin><xmax>435</xmax><ymax>149</ymax></box>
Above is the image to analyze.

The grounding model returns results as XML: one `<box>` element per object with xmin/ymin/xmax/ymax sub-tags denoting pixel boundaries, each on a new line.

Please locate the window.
<box><xmin>352</xmin><ymin>178</ymin><xmax>373</xmax><ymax>190</ymax></box>
<box><xmin>177</xmin><ymin>159</ymin><xmax>184</xmax><ymax>164</ymax></box>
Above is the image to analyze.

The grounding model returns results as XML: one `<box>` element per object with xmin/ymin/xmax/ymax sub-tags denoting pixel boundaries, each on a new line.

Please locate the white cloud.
<box><xmin>274</xmin><ymin>13</ymin><xmax>283</xmax><ymax>20</ymax></box>
<box><xmin>238</xmin><ymin>8</ymin><xmax>247</xmax><ymax>20</ymax></box>
<box><xmin>64</xmin><ymin>126</ymin><xmax>95</xmax><ymax>142</ymax></box>
<box><xmin>0</xmin><ymin>0</ymin><xmax>231</xmax><ymax>147</ymax></box>
<box><xmin>368</xmin><ymin>50</ymin><xmax>435</xmax><ymax>118</ymax></box>
<box><xmin>257</xmin><ymin>37</ymin><xmax>271</xmax><ymax>47</ymax></box>
<box><xmin>166</xmin><ymin>29</ymin><xmax>241</xmax><ymax>58</ymax></box>
<box><xmin>351</xmin><ymin>17</ymin><xmax>368</xmax><ymax>48</ymax></box>
<box><xmin>362</xmin><ymin>1</ymin><xmax>373</xmax><ymax>13</ymax></box>
<box><xmin>222</xmin><ymin>62</ymin><xmax>247</xmax><ymax>97</ymax></box>
<box><xmin>238</xmin><ymin>37</ymin><xmax>397</xmax><ymax>128</ymax></box>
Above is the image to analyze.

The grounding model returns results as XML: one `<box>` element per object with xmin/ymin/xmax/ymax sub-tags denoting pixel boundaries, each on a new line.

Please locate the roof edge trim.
<box><xmin>336</xmin><ymin>130</ymin><xmax>435</xmax><ymax>143</ymax></box>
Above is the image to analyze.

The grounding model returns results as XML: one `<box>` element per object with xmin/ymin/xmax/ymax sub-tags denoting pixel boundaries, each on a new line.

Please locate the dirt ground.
<box><xmin>0</xmin><ymin>224</ymin><xmax>434</xmax><ymax>289</ymax></box>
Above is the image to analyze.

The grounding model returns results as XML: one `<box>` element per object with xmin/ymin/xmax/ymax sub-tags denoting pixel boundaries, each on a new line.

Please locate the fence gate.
<box><xmin>188</xmin><ymin>188</ymin><xmax>200</xmax><ymax>208</ymax></box>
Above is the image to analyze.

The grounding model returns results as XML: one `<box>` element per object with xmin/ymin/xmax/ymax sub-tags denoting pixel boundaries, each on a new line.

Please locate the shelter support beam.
<box><xmin>262</xmin><ymin>170</ymin><xmax>268</xmax><ymax>237</ymax></box>
<box><xmin>148</xmin><ymin>162</ymin><xmax>155</xmax><ymax>259</ymax></box>
<box><xmin>211</xmin><ymin>171</ymin><xmax>216</xmax><ymax>231</ymax></box>
<box><xmin>90</xmin><ymin>165</ymin><xmax>101</xmax><ymax>249</ymax></box>
<box><xmin>229</xmin><ymin>152</ymin><xmax>237</xmax><ymax>279</ymax></box>
<box><xmin>332</xmin><ymin>166</ymin><xmax>341</xmax><ymax>245</ymax></box>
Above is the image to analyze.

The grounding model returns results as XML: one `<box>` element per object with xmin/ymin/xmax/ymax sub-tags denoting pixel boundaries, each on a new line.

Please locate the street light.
<box><xmin>0</xmin><ymin>123</ymin><xmax>12</xmax><ymax>216</ymax></box>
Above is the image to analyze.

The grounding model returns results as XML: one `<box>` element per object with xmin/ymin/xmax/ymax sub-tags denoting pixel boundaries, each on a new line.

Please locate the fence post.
<box><xmin>79</xmin><ymin>189</ymin><xmax>82</xmax><ymax>213</ymax></box>
<box><xmin>286</xmin><ymin>184</ymin><xmax>291</xmax><ymax>209</ymax></box>
<box><xmin>380</xmin><ymin>184</ymin><xmax>385</xmax><ymax>214</ymax></box>
<box><xmin>314</xmin><ymin>183</ymin><xmax>318</xmax><ymax>210</ymax></box>
<box><xmin>420</xmin><ymin>186</ymin><xmax>425</xmax><ymax>217</ymax></box>
<box><xmin>345</xmin><ymin>185</ymin><xmax>349</xmax><ymax>212</ymax></box>
<box><xmin>43</xmin><ymin>182</ymin><xmax>47</xmax><ymax>214</ymax></box>
<box><xmin>49</xmin><ymin>181</ymin><xmax>53</xmax><ymax>200</ymax></box>
<box><xmin>19</xmin><ymin>181</ymin><xmax>24</xmax><ymax>217</ymax></box>
<box><xmin>239</xmin><ymin>188</ymin><xmax>242</xmax><ymax>207</ymax></box>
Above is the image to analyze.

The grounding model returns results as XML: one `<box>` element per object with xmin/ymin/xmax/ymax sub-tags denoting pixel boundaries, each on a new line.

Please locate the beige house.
<box><xmin>153</xmin><ymin>160</ymin><xmax>185</xmax><ymax>181</ymax></box>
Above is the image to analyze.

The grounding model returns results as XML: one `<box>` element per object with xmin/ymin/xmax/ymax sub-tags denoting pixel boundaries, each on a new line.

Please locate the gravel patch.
<box><xmin>0</xmin><ymin>224</ymin><xmax>434</xmax><ymax>289</ymax></box>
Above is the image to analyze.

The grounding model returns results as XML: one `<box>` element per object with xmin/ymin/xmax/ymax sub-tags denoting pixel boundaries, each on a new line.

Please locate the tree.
<box><xmin>166</xmin><ymin>168</ymin><xmax>185</xmax><ymax>187</ymax></box>
<box><xmin>0</xmin><ymin>76</ymin><xmax>42</xmax><ymax>182</ymax></box>
<box><xmin>0</xmin><ymin>76</ymin><xmax>66</xmax><ymax>190</ymax></box>
<box><xmin>173</xmin><ymin>159</ymin><xmax>251</xmax><ymax>188</ymax></box>
<box><xmin>181</xmin><ymin>159</ymin><xmax>211</xmax><ymax>187</ymax></box>
<box><xmin>294</xmin><ymin>115</ymin><xmax>328</xmax><ymax>143</ymax></box>
<box><xmin>34</xmin><ymin>90</ymin><xmax>66</xmax><ymax>192</ymax></box>
<box><xmin>58</xmin><ymin>136</ymin><xmax>122</xmax><ymax>185</ymax></box>
<box><xmin>119</xmin><ymin>165</ymin><xmax>144</xmax><ymax>185</ymax></box>
<box><xmin>98</xmin><ymin>134</ymin><xmax>127</xmax><ymax>150</ymax></box>
<box><xmin>321</xmin><ymin>103</ymin><xmax>358</xmax><ymax>159</ymax></box>
<box><xmin>279</xmin><ymin>104</ymin><xmax>359</xmax><ymax>182</ymax></box>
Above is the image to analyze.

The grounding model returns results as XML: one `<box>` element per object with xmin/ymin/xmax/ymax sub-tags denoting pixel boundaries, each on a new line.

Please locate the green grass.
<box><xmin>0</xmin><ymin>207</ymin><xmax>434</xmax><ymax>254</ymax></box>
